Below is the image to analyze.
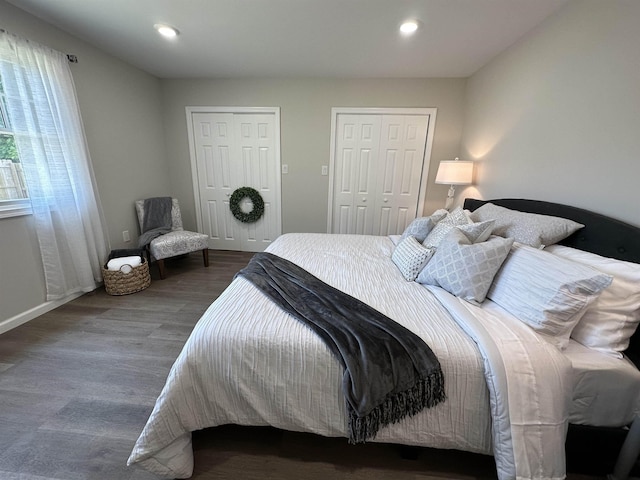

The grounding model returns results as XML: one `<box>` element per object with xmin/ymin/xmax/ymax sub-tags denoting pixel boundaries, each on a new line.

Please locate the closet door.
<box><xmin>372</xmin><ymin>115</ymin><xmax>430</xmax><ymax>235</ymax></box>
<box><xmin>191</xmin><ymin>112</ymin><xmax>241</xmax><ymax>250</ymax></box>
<box><xmin>329</xmin><ymin>109</ymin><xmax>434</xmax><ymax>236</ymax></box>
<box><xmin>188</xmin><ymin>108</ymin><xmax>281</xmax><ymax>252</ymax></box>
<box><xmin>233</xmin><ymin>113</ymin><xmax>279</xmax><ymax>251</ymax></box>
<box><xmin>331</xmin><ymin>114</ymin><xmax>381</xmax><ymax>234</ymax></box>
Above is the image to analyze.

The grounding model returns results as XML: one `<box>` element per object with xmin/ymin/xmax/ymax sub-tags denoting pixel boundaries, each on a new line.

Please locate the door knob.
<box><xmin>383</xmin><ymin>198</ymin><xmax>388</xmax><ymax>203</ymax></box>
<box><xmin>226</xmin><ymin>193</ymin><xmax>231</xmax><ymax>197</ymax></box>
<box><xmin>362</xmin><ymin>197</ymin><xmax>367</xmax><ymax>202</ymax></box>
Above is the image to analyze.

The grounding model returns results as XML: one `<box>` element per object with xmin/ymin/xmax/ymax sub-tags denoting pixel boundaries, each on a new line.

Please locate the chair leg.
<box><xmin>203</xmin><ymin>248</ymin><xmax>209</xmax><ymax>267</ymax></box>
<box><xmin>157</xmin><ymin>259</ymin><xmax>166</xmax><ymax>279</ymax></box>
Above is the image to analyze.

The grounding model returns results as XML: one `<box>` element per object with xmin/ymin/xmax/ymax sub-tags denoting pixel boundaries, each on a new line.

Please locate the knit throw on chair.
<box><xmin>138</xmin><ymin>197</ymin><xmax>173</xmax><ymax>248</ymax></box>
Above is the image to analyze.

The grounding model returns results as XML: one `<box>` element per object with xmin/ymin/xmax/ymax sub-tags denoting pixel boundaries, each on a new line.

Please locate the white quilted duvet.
<box><xmin>127</xmin><ymin>233</ymin><xmax>571</xmax><ymax>479</ymax></box>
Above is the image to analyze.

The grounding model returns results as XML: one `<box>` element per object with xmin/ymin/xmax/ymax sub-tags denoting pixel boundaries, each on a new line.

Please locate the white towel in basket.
<box><xmin>107</xmin><ymin>256</ymin><xmax>142</xmax><ymax>273</ymax></box>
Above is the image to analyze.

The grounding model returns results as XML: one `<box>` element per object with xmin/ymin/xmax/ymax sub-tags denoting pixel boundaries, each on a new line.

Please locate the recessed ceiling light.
<box><xmin>400</xmin><ymin>20</ymin><xmax>419</xmax><ymax>35</ymax></box>
<box><xmin>154</xmin><ymin>24</ymin><xmax>179</xmax><ymax>38</ymax></box>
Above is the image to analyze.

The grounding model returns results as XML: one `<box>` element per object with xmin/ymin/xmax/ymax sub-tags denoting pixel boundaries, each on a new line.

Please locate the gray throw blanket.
<box><xmin>236</xmin><ymin>252</ymin><xmax>446</xmax><ymax>444</ymax></box>
<box><xmin>138</xmin><ymin>197</ymin><xmax>173</xmax><ymax>247</ymax></box>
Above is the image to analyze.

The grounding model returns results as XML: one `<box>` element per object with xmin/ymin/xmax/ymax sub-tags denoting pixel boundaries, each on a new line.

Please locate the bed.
<box><xmin>127</xmin><ymin>198</ymin><xmax>640</xmax><ymax>480</ymax></box>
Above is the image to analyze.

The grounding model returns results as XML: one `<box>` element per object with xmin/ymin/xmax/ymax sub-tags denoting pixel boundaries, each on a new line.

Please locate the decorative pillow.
<box><xmin>416</xmin><ymin>229</ymin><xmax>514</xmax><ymax>304</ymax></box>
<box><xmin>469</xmin><ymin>203</ymin><xmax>584</xmax><ymax>248</ymax></box>
<box><xmin>430</xmin><ymin>209</ymin><xmax>449</xmax><ymax>224</ymax></box>
<box><xmin>487</xmin><ymin>243</ymin><xmax>613</xmax><ymax>349</ymax></box>
<box><xmin>399</xmin><ymin>209</ymin><xmax>448</xmax><ymax>243</ymax></box>
<box><xmin>400</xmin><ymin>217</ymin><xmax>435</xmax><ymax>244</ymax></box>
<box><xmin>447</xmin><ymin>206</ymin><xmax>469</xmax><ymax>224</ymax></box>
<box><xmin>545</xmin><ymin>245</ymin><xmax>640</xmax><ymax>357</ymax></box>
<box><xmin>423</xmin><ymin>217</ymin><xmax>494</xmax><ymax>249</ymax></box>
<box><xmin>423</xmin><ymin>206</ymin><xmax>471</xmax><ymax>248</ymax></box>
<box><xmin>458</xmin><ymin>219</ymin><xmax>495</xmax><ymax>244</ymax></box>
<box><xmin>392</xmin><ymin>236</ymin><xmax>436</xmax><ymax>281</ymax></box>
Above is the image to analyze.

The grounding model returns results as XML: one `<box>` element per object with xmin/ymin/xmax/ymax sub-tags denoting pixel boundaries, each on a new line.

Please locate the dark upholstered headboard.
<box><xmin>463</xmin><ymin>198</ymin><xmax>640</xmax><ymax>367</ymax></box>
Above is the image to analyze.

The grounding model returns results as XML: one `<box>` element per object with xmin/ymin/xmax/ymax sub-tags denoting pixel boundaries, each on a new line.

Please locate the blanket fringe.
<box><xmin>348</xmin><ymin>369</ymin><xmax>446</xmax><ymax>444</ymax></box>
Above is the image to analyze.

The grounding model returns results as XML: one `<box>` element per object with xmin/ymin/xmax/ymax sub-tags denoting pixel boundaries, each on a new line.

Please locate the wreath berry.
<box><xmin>229</xmin><ymin>187</ymin><xmax>265</xmax><ymax>223</ymax></box>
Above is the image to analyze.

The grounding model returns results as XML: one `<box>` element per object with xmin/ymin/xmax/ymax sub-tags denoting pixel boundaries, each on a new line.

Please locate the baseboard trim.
<box><xmin>0</xmin><ymin>291</ymin><xmax>86</xmax><ymax>335</ymax></box>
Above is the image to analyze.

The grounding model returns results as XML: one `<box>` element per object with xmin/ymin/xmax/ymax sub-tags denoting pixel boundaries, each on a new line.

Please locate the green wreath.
<box><xmin>229</xmin><ymin>187</ymin><xmax>265</xmax><ymax>223</ymax></box>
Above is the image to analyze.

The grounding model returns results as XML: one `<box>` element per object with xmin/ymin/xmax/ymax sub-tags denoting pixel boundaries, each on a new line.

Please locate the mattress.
<box><xmin>477</xmin><ymin>297</ymin><xmax>640</xmax><ymax>427</ymax></box>
<box><xmin>564</xmin><ymin>340</ymin><xmax>640</xmax><ymax>426</ymax></box>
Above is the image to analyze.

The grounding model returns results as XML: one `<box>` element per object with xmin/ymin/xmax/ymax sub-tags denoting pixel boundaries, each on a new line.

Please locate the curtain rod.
<box><xmin>0</xmin><ymin>28</ymin><xmax>78</xmax><ymax>63</ymax></box>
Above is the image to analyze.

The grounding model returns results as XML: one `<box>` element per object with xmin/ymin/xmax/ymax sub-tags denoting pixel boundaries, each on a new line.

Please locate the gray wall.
<box><xmin>0</xmin><ymin>0</ymin><xmax>467</xmax><ymax>324</ymax></box>
<box><xmin>6</xmin><ymin>0</ymin><xmax>639</xmax><ymax>325</ymax></box>
<box><xmin>0</xmin><ymin>0</ymin><xmax>170</xmax><ymax>322</ymax></box>
<box><xmin>459</xmin><ymin>0</ymin><xmax>640</xmax><ymax>227</ymax></box>
<box><xmin>161</xmin><ymin>78</ymin><xmax>467</xmax><ymax>234</ymax></box>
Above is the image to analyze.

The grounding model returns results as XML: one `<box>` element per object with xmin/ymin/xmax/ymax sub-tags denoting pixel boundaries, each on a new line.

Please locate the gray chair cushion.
<box><xmin>136</xmin><ymin>198</ymin><xmax>208</xmax><ymax>261</ymax></box>
<box><xmin>149</xmin><ymin>230</ymin><xmax>209</xmax><ymax>260</ymax></box>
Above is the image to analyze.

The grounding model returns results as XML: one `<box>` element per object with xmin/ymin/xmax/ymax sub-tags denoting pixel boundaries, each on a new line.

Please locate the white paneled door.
<box><xmin>188</xmin><ymin>108</ymin><xmax>281</xmax><ymax>252</ymax></box>
<box><xmin>329</xmin><ymin>109</ymin><xmax>435</xmax><ymax>235</ymax></box>
<box><xmin>332</xmin><ymin>114</ymin><xmax>382</xmax><ymax>235</ymax></box>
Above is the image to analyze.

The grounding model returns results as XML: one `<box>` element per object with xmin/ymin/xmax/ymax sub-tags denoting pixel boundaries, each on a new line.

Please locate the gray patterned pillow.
<box><xmin>457</xmin><ymin>219</ymin><xmax>495</xmax><ymax>243</ymax></box>
<box><xmin>400</xmin><ymin>210</ymin><xmax>449</xmax><ymax>243</ymax></box>
<box><xmin>423</xmin><ymin>217</ymin><xmax>494</xmax><ymax>249</ymax></box>
<box><xmin>469</xmin><ymin>203</ymin><xmax>583</xmax><ymax>248</ymax></box>
<box><xmin>447</xmin><ymin>206</ymin><xmax>470</xmax><ymax>225</ymax></box>
<box><xmin>392</xmin><ymin>236</ymin><xmax>436</xmax><ymax>281</ymax></box>
<box><xmin>430</xmin><ymin>209</ymin><xmax>449</xmax><ymax>224</ymax></box>
<box><xmin>422</xmin><ymin>206</ymin><xmax>471</xmax><ymax>247</ymax></box>
<box><xmin>417</xmin><ymin>229</ymin><xmax>514</xmax><ymax>304</ymax></box>
<box><xmin>400</xmin><ymin>217</ymin><xmax>435</xmax><ymax>244</ymax></box>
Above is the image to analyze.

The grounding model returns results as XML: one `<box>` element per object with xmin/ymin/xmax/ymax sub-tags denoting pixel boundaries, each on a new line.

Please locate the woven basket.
<box><xmin>102</xmin><ymin>258</ymin><xmax>151</xmax><ymax>296</ymax></box>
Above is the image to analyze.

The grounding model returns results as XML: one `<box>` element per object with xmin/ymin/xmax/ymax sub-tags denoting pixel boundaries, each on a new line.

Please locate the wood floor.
<box><xmin>0</xmin><ymin>251</ymin><xmax>605</xmax><ymax>480</ymax></box>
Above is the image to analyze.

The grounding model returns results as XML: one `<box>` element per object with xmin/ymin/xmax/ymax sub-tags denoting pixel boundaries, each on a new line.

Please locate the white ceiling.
<box><xmin>7</xmin><ymin>0</ymin><xmax>569</xmax><ymax>79</ymax></box>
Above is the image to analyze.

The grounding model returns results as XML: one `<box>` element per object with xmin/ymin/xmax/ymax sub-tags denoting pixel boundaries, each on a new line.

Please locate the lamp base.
<box><xmin>444</xmin><ymin>185</ymin><xmax>456</xmax><ymax>211</ymax></box>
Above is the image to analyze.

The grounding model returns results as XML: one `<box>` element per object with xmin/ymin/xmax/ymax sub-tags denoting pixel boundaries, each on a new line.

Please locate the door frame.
<box><xmin>186</xmin><ymin>106</ymin><xmax>282</xmax><ymax>244</ymax></box>
<box><xmin>326</xmin><ymin>107</ymin><xmax>437</xmax><ymax>233</ymax></box>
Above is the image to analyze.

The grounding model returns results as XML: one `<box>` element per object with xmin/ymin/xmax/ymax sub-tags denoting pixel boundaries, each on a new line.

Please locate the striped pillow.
<box><xmin>487</xmin><ymin>243</ymin><xmax>613</xmax><ymax>349</ymax></box>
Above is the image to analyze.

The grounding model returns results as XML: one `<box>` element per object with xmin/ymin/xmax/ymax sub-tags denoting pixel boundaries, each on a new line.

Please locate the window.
<box><xmin>0</xmin><ymin>74</ymin><xmax>31</xmax><ymax>218</ymax></box>
<box><xmin>1</xmin><ymin>31</ymin><xmax>108</xmax><ymax>299</ymax></box>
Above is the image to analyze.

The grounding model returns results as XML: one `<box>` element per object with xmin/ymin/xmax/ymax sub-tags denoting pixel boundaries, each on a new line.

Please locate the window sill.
<box><xmin>0</xmin><ymin>199</ymin><xmax>32</xmax><ymax>219</ymax></box>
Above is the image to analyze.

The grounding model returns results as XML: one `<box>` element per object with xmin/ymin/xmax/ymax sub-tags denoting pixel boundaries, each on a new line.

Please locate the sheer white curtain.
<box><xmin>0</xmin><ymin>31</ymin><xmax>109</xmax><ymax>301</ymax></box>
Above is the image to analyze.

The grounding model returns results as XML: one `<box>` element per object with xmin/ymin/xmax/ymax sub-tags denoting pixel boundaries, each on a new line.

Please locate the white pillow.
<box><xmin>469</xmin><ymin>203</ymin><xmax>584</xmax><ymax>248</ymax></box>
<box><xmin>392</xmin><ymin>236</ymin><xmax>436</xmax><ymax>281</ymax></box>
<box><xmin>487</xmin><ymin>243</ymin><xmax>613</xmax><ymax>349</ymax></box>
<box><xmin>417</xmin><ymin>229</ymin><xmax>513</xmax><ymax>304</ymax></box>
<box><xmin>545</xmin><ymin>245</ymin><xmax>640</xmax><ymax>357</ymax></box>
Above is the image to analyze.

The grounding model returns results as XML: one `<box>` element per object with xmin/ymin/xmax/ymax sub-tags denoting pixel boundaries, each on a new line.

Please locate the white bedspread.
<box><xmin>428</xmin><ymin>288</ymin><xmax>572</xmax><ymax>480</ymax></box>
<box><xmin>127</xmin><ymin>233</ymin><xmax>572</xmax><ymax>479</ymax></box>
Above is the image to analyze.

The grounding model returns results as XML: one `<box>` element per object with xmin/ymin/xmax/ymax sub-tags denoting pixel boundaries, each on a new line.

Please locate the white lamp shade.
<box><xmin>435</xmin><ymin>160</ymin><xmax>474</xmax><ymax>185</ymax></box>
